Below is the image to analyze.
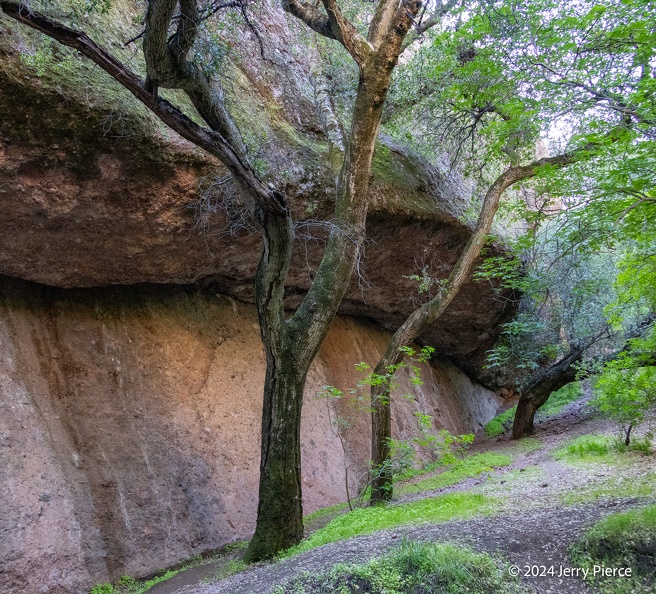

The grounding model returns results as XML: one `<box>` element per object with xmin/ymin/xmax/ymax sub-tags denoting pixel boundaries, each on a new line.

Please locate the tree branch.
<box><xmin>374</xmin><ymin>150</ymin><xmax>581</xmax><ymax>374</ymax></box>
<box><xmin>0</xmin><ymin>1</ymin><xmax>285</xmax><ymax>215</ymax></box>
<box><xmin>280</xmin><ymin>0</ymin><xmax>335</xmax><ymax>39</ymax></box>
<box><xmin>401</xmin><ymin>0</ymin><xmax>460</xmax><ymax>51</ymax></box>
<box><xmin>142</xmin><ymin>0</ymin><xmax>247</xmax><ymax>156</ymax></box>
<box><xmin>321</xmin><ymin>0</ymin><xmax>373</xmax><ymax>65</ymax></box>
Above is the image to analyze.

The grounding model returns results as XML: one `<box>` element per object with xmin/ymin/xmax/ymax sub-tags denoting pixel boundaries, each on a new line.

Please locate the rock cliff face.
<box><xmin>0</xmin><ymin>5</ymin><xmax>514</xmax><ymax>382</ymax></box>
<box><xmin>0</xmin><ymin>3</ymin><xmax>512</xmax><ymax>592</ymax></box>
<box><xmin>0</xmin><ymin>277</ymin><xmax>500</xmax><ymax>594</ymax></box>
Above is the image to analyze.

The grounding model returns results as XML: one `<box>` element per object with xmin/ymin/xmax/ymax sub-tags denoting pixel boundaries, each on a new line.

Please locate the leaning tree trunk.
<box><xmin>511</xmin><ymin>351</ymin><xmax>582</xmax><ymax>439</ymax></box>
<box><xmin>512</xmin><ymin>315</ymin><xmax>656</xmax><ymax>439</ymax></box>
<box><xmin>369</xmin><ymin>155</ymin><xmax>579</xmax><ymax>503</ymax></box>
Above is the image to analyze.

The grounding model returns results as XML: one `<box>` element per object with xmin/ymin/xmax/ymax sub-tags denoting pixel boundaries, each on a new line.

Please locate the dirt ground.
<box><xmin>147</xmin><ymin>398</ymin><xmax>656</xmax><ymax>594</ymax></box>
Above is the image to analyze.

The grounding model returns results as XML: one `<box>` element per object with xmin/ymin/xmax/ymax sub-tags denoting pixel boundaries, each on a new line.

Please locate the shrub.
<box><xmin>273</xmin><ymin>540</ymin><xmax>528</xmax><ymax>594</ymax></box>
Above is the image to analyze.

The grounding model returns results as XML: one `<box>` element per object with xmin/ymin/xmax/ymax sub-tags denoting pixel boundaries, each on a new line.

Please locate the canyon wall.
<box><xmin>0</xmin><ymin>5</ymin><xmax>510</xmax><ymax>592</ymax></box>
<box><xmin>0</xmin><ymin>277</ymin><xmax>499</xmax><ymax>594</ymax></box>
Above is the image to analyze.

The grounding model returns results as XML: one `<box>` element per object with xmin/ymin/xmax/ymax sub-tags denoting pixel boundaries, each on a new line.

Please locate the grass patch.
<box><xmin>555</xmin><ymin>433</ymin><xmax>653</xmax><ymax>465</ymax></box>
<box><xmin>282</xmin><ymin>492</ymin><xmax>497</xmax><ymax>558</ymax></box>
<box><xmin>90</xmin><ymin>571</ymin><xmax>184</xmax><ymax>594</ymax></box>
<box><xmin>570</xmin><ymin>504</ymin><xmax>656</xmax><ymax>594</ymax></box>
<box><xmin>556</xmin><ymin>434</ymin><xmax>614</xmax><ymax>460</ymax></box>
<box><xmin>484</xmin><ymin>407</ymin><xmax>517</xmax><ymax>437</ymax></box>
<box><xmin>89</xmin><ymin>542</ymin><xmax>248</xmax><ymax>594</ymax></box>
<box><xmin>273</xmin><ymin>540</ymin><xmax>528</xmax><ymax>594</ymax></box>
<box><xmin>304</xmin><ymin>502</ymin><xmax>349</xmax><ymax>525</ymax></box>
<box><xmin>203</xmin><ymin>559</ymin><xmax>247</xmax><ymax>584</ymax></box>
<box><xmin>540</xmin><ymin>382</ymin><xmax>583</xmax><ymax>416</ymax></box>
<box><xmin>560</xmin><ymin>474</ymin><xmax>656</xmax><ymax>505</ymax></box>
<box><xmin>397</xmin><ymin>452</ymin><xmax>512</xmax><ymax>494</ymax></box>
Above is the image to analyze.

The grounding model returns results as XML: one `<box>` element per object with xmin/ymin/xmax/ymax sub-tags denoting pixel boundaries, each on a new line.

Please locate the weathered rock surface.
<box><xmin>0</xmin><ymin>5</ymin><xmax>511</xmax><ymax>592</ymax></box>
<box><xmin>0</xmin><ymin>277</ymin><xmax>500</xmax><ymax>594</ymax></box>
<box><xmin>0</xmin><ymin>7</ymin><xmax>513</xmax><ymax>383</ymax></box>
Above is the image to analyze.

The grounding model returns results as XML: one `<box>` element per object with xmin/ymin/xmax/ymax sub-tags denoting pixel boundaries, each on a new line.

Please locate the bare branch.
<box><xmin>402</xmin><ymin>0</ymin><xmax>460</xmax><ymax>51</ymax></box>
<box><xmin>0</xmin><ymin>1</ymin><xmax>286</xmax><ymax>215</ymax></box>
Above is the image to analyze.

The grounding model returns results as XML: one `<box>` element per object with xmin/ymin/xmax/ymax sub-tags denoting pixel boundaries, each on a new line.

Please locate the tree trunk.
<box><xmin>245</xmin><ymin>48</ymin><xmax>408</xmax><ymax>557</ymax></box>
<box><xmin>625</xmin><ymin>423</ymin><xmax>633</xmax><ymax>446</ymax></box>
<box><xmin>512</xmin><ymin>391</ymin><xmax>546</xmax><ymax>439</ymax></box>
<box><xmin>511</xmin><ymin>354</ymin><xmax>581</xmax><ymax>439</ymax></box>
<box><xmin>370</xmin><ymin>381</ymin><xmax>393</xmax><ymax>504</ymax></box>
<box><xmin>245</xmin><ymin>358</ymin><xmax>306</xmax><ymax>560</ymax></box>
<box><xmin>368</xmin><ymin>157</ymin><xmax>577</xmax><ymax>502</ymax></box>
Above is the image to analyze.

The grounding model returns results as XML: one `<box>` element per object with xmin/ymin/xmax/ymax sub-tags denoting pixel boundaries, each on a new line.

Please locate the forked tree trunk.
<box><xmin>246</xmin><ymin>28</ymin><xmax>422</xmax><ymax>557</ymax></box>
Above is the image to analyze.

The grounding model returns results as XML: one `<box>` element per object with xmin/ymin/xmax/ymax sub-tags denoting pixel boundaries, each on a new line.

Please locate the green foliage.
<box><xmin>281</xmin><ymin>493</ymin><xmax>496</xmax><ymax>558</ymax></box>
<box><xmin>593</xmin><ymin>331</ymin><xmax>656</xmax><ymax>444</ymax></box>
<box><xmin>555</xmin><ymin>433</ymin><xmax>653</xmax><ymax>465</ymax></box>
<box><xmin>403</xmin><ymin>266</ymin><xmax>449</xmax><ymax>299</ymax></box>
<box><xmin>87</xmin><ymin>548</ymin><xmax>240</xmax><ymax>594</ymax></box>
<box><xmin>541</xmin><ymin>382</ymin><xmax>583</xmax><ymax>416</ymax></box>
<box><xmin>398</xmin><ymin>452</ymin><xmax>511</xmax><ymax>495</ymax></box>
<box><xmin>484</xmin><ymin>407</ymin><xmax>517</xmax><ymax>437</ymax></box>
<box><xmin>570</xmin><ymin>505</ymin><xmax>656</xmax><ymax>594</ymax></box>
<box><xmin>273</xmin><ymin>540</ymin><xmax>528</xmax><ymax>594</ymax></box>
<box><xmin>556</xmin><ymin>434</ymin><xmax>614</xmax><ymax>459</ymax></box>
<box><xmin>206</xmin><ymin>559</ymin><xmax>247</xmax><ymax>582</ymax></box>
<box><xmin>70</xmin><ymin>0</ymin><xmax>112</xmax><ymax>17</ymax></box>
<box><xmin>318</xmin><ymin>346</ymin><xmax>462</xmax><ymax>506</ymax></box>
<box><xmin>90</xmin><ymin>585</ymin><xmax>114</xmax><ymax>594</ymax></box>
<box><xmin>412</xmin><ymin>413</ymin><xmax>474</xmax><ymax>464</ymax></box>
<box><xmin>387</xmin><ymin>439</ymin><xmax>416</xmax><ymax>477</ymax></box>
<box><xmin>481</xmin><ymin>220</ymin><xmax>624</xmax><ymax>384</ymax></box>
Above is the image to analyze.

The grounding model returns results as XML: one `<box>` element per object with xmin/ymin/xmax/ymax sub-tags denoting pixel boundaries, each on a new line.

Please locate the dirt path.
<box><xmin>147</xmin><ymin>399</ymin><xmax>655</xmax><ymax>594</ymax></box>
<box><xmin>178</xmin><ymin>499</ymin><xmax>650</xmax><ymax>594</ymax></box>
